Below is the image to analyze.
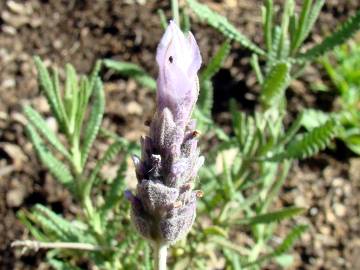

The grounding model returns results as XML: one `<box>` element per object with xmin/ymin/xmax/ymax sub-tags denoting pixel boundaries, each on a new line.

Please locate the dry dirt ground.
<box><xmin>0</xmin><ymin>0</ymin><xmax>360</xmax><ymax>269</ymax></box>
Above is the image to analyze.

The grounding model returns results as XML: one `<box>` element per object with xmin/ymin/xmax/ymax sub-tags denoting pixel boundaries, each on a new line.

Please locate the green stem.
<box><xmin>171</xmin><ymin>0</ymin><xmax>180</xmax><ymax>26</ymax></box>
<box><xmin>154</xmin><ymin>242</ymin><xmax>167</xmax><ymax>270</ymax></box>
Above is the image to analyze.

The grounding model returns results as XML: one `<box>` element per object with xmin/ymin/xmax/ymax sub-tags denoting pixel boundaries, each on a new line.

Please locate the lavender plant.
<box><xmin>17</xmin><ymin>58</ymin><xmax>150</xmax><ymax>270</ymax></box>
<box><xmin>14</xmin><ymin>1</ymin><xmax>360</xmax><ymax>270</ymax></box>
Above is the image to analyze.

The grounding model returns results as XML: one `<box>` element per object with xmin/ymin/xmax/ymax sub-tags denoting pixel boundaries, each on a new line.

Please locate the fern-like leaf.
<box><xmin>187</xmin><ymin>0</ymin><xmax>265</xmax><ymax>55</ymax></box>
<box><xmin>291</xmin><ymin>0</ymin><xmax>313</xmax><ymax>53</ymax></box>
<box><xmin>299</xmin><ymin>9</ymin><xmax>360</xmax><ymax>60</ymax></box>
<box><xmin>33</xmin><ymin>204</ymin><xmax>90</xmax><ymax>242</ymax></box>
<box><xmin>272</xmin><ymin>119</ymin><xmax>338</xmax><ymax>160</ymax></box>
<box><xmin>26</xmin><ymin>124</ymin><xmax>74</xmax><ymax>188</ymax></box>
<box><xmin>302</xmin><ymin>0</ymin><xmax>325</xmax><ymax>46</ymax></box>
<box><xmin>81</xmin><ymin>77</ymin><xmax>105</xmax><ymax>167</ymax></box>
<box><xmin>34</xmin><ymin>57</ymin><xmax>65</xmax><ymax>125</ymax></box>
<box><xmin>261</xmin><ymin>62</ymin><xmax>290</xmax><ymax>108</ymax></box>
<box><xmin>24</xmin><ymin>105</ymin><xmax>70</xmax><ymax>159</ymax></box>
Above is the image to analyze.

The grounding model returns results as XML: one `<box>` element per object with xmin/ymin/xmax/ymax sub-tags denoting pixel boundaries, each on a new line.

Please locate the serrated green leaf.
<box><xmin>299</xmin><ymin>9</ymin><xmax>360</xmax><ymax>60</ymax></box>
<box><xmin>231</xmin><ymin>207</ymin><xmax>305</xmax><ymax>226</ymax></box>
<box><xmin>33</xmin><ymin>205</ymin><xmax>89</xmax><ymax>241</ymax></box>
<box><xmin>104</xmin><ymin>59</ymin><xmax>156</xmax><ymax>91</ymax></box>
<box><xmin>17</xmin><ymin>210</ymin><xmax>48</xmax><ymax>241</ymax></box>
<box><xmin>88</xmin><ymin>60</ymin><xmax>102</xmax><ymax>98</ymax></box>
<box><xmin>201</xmin><ymin>40</ymin><xmax>231</xmax><ymax>81</ymax></box>
<box><xmin>26</xmin><ymin>124</ymin><xmax>73</xmax><ymax>188</ymax></box>
<box><xmin>261</xmin><ymin>62</ymin><xmax>290</xmax><ymax>108</ymax></box>
<box><xmin>187</xmin><ymin>0</ymin><xmax>265</xmax><ymax>55</ymax></box>
<box><xmin>24</xmin><ymin>105</ymin><xmax>70</xmax><ymax>159</ymax></box>
<box><xmin>34</xmin><ymin>56</ymin><xmax>63</xmax><ymax>125</ymax></box>
<box><xmin>302</xmin><ymin>0</ymin><xmax>325</xmax><ymax>46</ymax></box>
<box><xmin>291</xmin><ymin>0</ymin><xmax>313</xmax><ymax>53</ymax></box>
<box><xmin>81</xmin><ymin>77</ymin><xmax>105</xmax><ymax>167</ymax></box>
<box><xmin>273</xmin><ymin>119</ymin><xmax>339</xmax><ymax>160</ymax></box>
<box><xmin>52</xmin><ymin>67</ymin><xmax>69</xmax><ymax>130</ymax></box>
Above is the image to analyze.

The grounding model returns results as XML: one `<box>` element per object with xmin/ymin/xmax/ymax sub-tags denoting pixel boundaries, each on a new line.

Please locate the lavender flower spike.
<box><xmin>127</xmin><ymin>21</ymin><xmax>204</xmax><ymax>246</ymax></box>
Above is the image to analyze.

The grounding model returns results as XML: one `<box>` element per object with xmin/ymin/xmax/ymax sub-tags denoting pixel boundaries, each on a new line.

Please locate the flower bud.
<box><xmin>127</xmin><ymin>21</ymin><xmax>203</xmax><ymax>245</ymax></box>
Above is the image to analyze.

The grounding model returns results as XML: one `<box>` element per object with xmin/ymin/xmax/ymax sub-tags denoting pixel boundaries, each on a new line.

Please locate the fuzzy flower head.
<box><xmin>156</xmin><ymin>21</ymin><xmax>202</xmax><ymax>127</ymax></box>
<box><xmin>127</xmin><ymin>22</ymin><xmax>203</xmax><ymax>245</ymax></box>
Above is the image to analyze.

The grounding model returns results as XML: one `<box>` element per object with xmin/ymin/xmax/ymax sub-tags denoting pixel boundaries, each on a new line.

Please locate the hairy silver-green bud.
<box><xmin>126</xmin><ymin>21</ymin><xmax>203</xmax><ymax>244</ymax></box>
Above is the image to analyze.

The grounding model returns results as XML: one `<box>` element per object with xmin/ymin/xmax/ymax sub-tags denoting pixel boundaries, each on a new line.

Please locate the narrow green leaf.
<box><xmin>250</xmin><ymin>54</ymin><xmax>264</xmax><ymax>84</ymax></box>
<box><xmin>157</xmin><ymin>9</ymin><xmax>168</xmax><ymax>30</ymax></box>
<box><xmin>181</xmin><ymin>9</ymin><xmax>191</xmax><ymax>33</ymax></box>
<box><xmin>24</xmin><ymin>105</ymin><xmax>70</xmax><ymax>159</ymax></box>
<box><xmin>198</xmin><ymin>79</ymin><xmax>213</xmax><ymax>117</ymax></box>
<box><xmin>280</xmin><ymin>112</ymin><xmax>304</xmax><ymax>145</ymax></box>
<box><xmin>263</xmin><ymin>0</ymin><xmax>273</xmax><ymax>51</ymax></box>
<box><xmin>187</xmin><ymin>0</ymin><xmax>265</xmax><ymax>55</ymax></box>
<box><xmin>277</xmin><ymin>0</ymin><xmax>292</xmax><ymax>58</ymax></box>
<box><xmin>231</xmin><ymin>207</ymin><xmax>305</xmax><ymax>226</ymax></box>
<box><xmin>34</xmin><ymin>204</ymin><xmax>89</xmax><ymax>242</ymax></box>
<box><xmin>302</xmin><ymin>0</ymin><xmax>325</xmax><ymax>45</ymax></box>
<box><xmin>64</xmin><ymin>64</ymin><xmax>77</xmax><ymax>122</ymax></box>
<box><xmin>201</xmin><ymin>40</ymin><xmax>231</xmax><ymax>81</ymax></box>
<box><xmin>52</xmin><ymin>67</ymin><xmax>69</xmax><ymax>130</ymax></box>
<box><xmin>261</xmin><ymin>62</ymin><xmax>290</xmax><ymax>108</ymax></box>
<box><xmin>299</xmin><ymin>9</ymin><xmax>360</xmax><ymax>60</ymax></box>
<box><xmin>291</xmin><ymin>0</ymin><xmax>313</xmax><ymax>53</ymax></box>
<box><xmin>17</xmin><ymin>210</ymin><xmax>48</xmax><ymax>241</ymax></box>
<box><xmin>272</xmin><ymin>119</ymin><xmax>339</xmax><ymax>160</ymax></box>
<box><xmin>26</xmin><ymin>124</ymin><xmax>73</xmax><ymax>188</ymax></box>
<box><xmin>81</xmin><ymin>77</ymin><xmax>105</xmax><ymax>167</ymax></box>
<box><xmin>104</xmin><ymin>59</ymin><xmax>156</xmax><ymax>91</ymax></box>
<box><xmin>88</xmin><ymin>60</ymin><xmax>103</xmax><ymax>98</ymax></box>
<box><xmin>34</xmin><ymin>56</ymin><xmax>63</xmax><ymax>124</ymax></box>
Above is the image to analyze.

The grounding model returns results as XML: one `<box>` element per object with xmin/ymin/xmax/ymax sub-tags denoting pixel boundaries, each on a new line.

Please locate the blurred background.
<box><xmin>0</xmin><ymin>0</ymin><xmax>360</xmax><ymax>269</ymax></box>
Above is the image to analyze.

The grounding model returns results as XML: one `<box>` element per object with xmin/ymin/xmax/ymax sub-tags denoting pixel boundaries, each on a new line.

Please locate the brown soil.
<box><xmin>0</xmin><ymin>0</ymin><xmax>359</xmax><ymax>269</ymax></box>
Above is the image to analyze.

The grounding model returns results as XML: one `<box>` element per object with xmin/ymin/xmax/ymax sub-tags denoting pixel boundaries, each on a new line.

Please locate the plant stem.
<box><xmin>154</xmin><ymin>242</ymin><xmax>167</xmax><ymax>270</ymax></box>
<box><xmin>171</xmin><ymin>0</ymin><xmax>180</xmax><ymax>26</ymax></box>
<box><xmin>11</xmin><ymin>240</ymin><xmax>106</xmax><ymax>251</ymax></box>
